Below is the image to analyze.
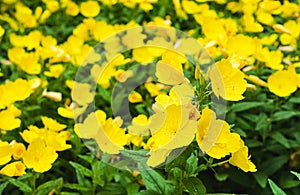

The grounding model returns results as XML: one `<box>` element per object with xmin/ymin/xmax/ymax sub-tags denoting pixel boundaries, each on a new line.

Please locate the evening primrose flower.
<box><xmin>0</xmin><ymin>141</ymin><xmax>13</xmax><ymax>165</ymax></box>
<box><xmin>0</xmin><ymin>25</ymin><xmax>4</xmax><ymax>37</ymax></box>
<box><xmin>11</xmin><ymin>142</ymin><xmax>26</xmax><ymax>160</ymax></box>
<box><xmin>268</xmin><ymin>66</ymin><xmax>298</xmax><ymax>97</ymax></box>
<box><xmin>44</xmin><ymin>64</ymin><xmax>64</xmax><ymax>78</ymax></box>
<box><xmin>196</xmin><ymin>107</ymin><xmax>242</xmax><ymax>159</ymax></box>
<box><xmin>229</xmin><ymin>146</ymin><xmax>257</xmax><ymax>172</ymax></box>
<box><xmin>80</xmin><ymin>1</ymin><xmax>100</xmax><ymax>18</ymax></box>
<box><xmin>0</xmin><ymin>107</ymin><xmax>21</xmax><ymax>131</ymax></box>
<box><xmin>0</xmin><ymin>161</ymin><xmax>26</xmax><ymax>177</ymax></box>
<box><xmin>128</xmin><ymin>91</ymin><xmax>143</xmax><ymax>103</ymax></box>
<box><xmin>226</xmin><ymin>34</ymin><xmax>261</xmax><ymax>57</ymax></box>
<box><xmin>41</xmin><ymin>116</ymin><xmax>67</xmax><ymax>131</ymax></box>
<box><xmin>23</xmin><ymin>138</ymin><xmax>58</xmax><ymax>173</ymax></box>
<box><xmin>66</xmin><ymin>1</ymin><xmax>79</xmax><ymax>16</ymax></box>
<box><xmin>209</xmin><ymin>58</ymin><xmax>247</xmax><ymax>101</ymax></box>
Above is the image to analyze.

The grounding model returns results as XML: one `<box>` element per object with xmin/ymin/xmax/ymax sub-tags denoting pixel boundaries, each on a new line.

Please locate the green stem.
<box><xmin>210</xmin><ymin>160</ymin><xmax>229</xmax><ymax>168</ymax></box>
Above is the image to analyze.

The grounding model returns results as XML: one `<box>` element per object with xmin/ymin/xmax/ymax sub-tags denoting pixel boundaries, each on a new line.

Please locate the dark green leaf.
<box><xmin>183</xmin><ymin>177</ymin><xmax>206</xmax><ymax>195</ymax></box>
<box><xmin>230</xmin><ymin>102</ymin><xmax>265</xmax><ymax>112</ymax></box>
<box><xmin>63</xmin><ymin>184</ymin><xmax>92</xmax><ymax>192</ymax></box>
<box><xmin>253</xmin><ymin>172</ymin><xmax>268</xmax><ymax>188</ymax></box>
<box><xmin>69</xmin><ymin>161</ymin><xmax>93</xmax><ymax>177</ymax></box>
<box><xmin>140</xmin><ymin>169</ymin><xmax>170</xmax><ymax>194</ymax></box>
<box><xmin>272</xmin><ymin>111</ymin><xmax>300</xmax><ymax>121</ymax></box>
<box><xmin>36</xmin><ymin>177</ymin><xmax>63</xmax><ymax>195</ymax></box>
<box><xmin>126</xmin><ymin>183</ymin><xmax>140</xmax><ymax>195</ymax></box>
<box><xmin>268</xmin><ymin>179</ymin><xmax>287</xmax><ymax>195</ymax></box>
<box><xmin>135</xmin><ymin>189</ymin><xmax>162</xmax><ymax>195</ymax></box>
<box><xmin>0</xmin><ymin>182</ymin><xmax>9</xmax><ymax>195</ymax></box>
<box><xmin>270</xmin><ymin>132</ymin><xmax>291</xmax><ymax>148</ymax></box>
<box><xmin>8</xmin><ymin>178</ymin><xmax>32</xmax><ymax>193</ymax></box>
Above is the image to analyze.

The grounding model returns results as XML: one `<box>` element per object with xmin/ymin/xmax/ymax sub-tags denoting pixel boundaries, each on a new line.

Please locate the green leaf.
<box><xmin>126</xmin><ymin>183</ymin><xmax>140</xmax><ymax>195</ymax></box>
<box><xmin>270</xmin><ymin>132</ymin><xmax>291</xmax><ymax>148</ymax></box>
<box><xmin>63</xmin><ymin>184</ymin><xmax>92</xmax><ymax>192</ymax></box>
<box><xmin>69</xmin><ymin>161</ymin><xmax>93</xmax><ymax>177</ymax></box>
<box><xmin>268</xmin><ymin>179</ymin><xmax>287</xmax><ymax>195</ymax></box>
<box><xmin>289</xmin><ymin>97</ymin><xmax>300</xmax><ymax>103</ymax></box>
<box><xmin>135</xmin><ymin>189</ymin><xmax>162</xmax><ymax>195</ymax></box>
<box><xmin>92</xmin><ymin>160</ymin><xmax>105</xmax><ymax>187</ymax></box>
<box><xmin>183</xmin><ymin>177</ymin><xmax>206</xmax><ymax>195</ymax></box>
<box><xmin>8</xmin><ymin>178</ymin><xmax>32</xmax><ymax>193</ymax></box>
<box><xmin>185</xmin><ymin>154</ymin><xmax>198</xmax><ymax>177</ymax></box>
<box><xmin>230</xmin><ymin>102</ymin><xmax>265</xmax><ymax>112</ymax></box>
<box><xmin>214</xmin><ymin>173</ymin><xmax>229</xmax><ymax>182</ymax></box>
<box><xmin>261</xmin><ymin>155</ymin><xmax>289</xmax><ymax>176</ymax></box>
<box><xmin>36</xmin><ymin>177</ymin><xmax>63</xmax><ymax>195</ymax></box>
<box><xmin>291</xmin><ymin>171</ymin><xmax>300</xmax><ymax>181</ymax></box>
<box><xmin>253</xmin><ymin>171</ymin><xmax>268</xmax><ymax>188</ymax></box>
<box><xmin>0</xmin><ymin>182</ymin><xmax>9</xmax><ymax>195</ymax></box>
<box><xmin>272</xmin><ymin>111</ymin><xmax>300</xmax><ymax>121</ymax></box>
<box><xmin>140</xmin><ymin>169</ymin><xmax>171</xmax><ymax>194</ymax></box>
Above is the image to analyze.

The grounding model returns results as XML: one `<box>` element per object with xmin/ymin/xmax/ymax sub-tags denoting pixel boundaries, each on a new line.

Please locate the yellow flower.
<box><xmin>128</xmin><ymin>91</ymin><xmax>143</xmax><ymax>103</ymax></box>
<box><xmin>0</xmin><ymin>108</ymin><xmax>21</xmax><ymax>131</ymax></box>
<box><xmin>71</xmin><ymin>82</ymin><xmax>94</xmax><ymax>106</ymax></box>
<box><xmin>128</xmin><ymin>115</ymin><xmax>151</xmax><ymax>136</ymax></box>
<box><xmin>196</xmin><ymin>107</ymin><xmax>242</xmax><ymax>159</ymax></box>
<box><xmin>0</xmin><ymin>161</ymin><xmax>26</xmax><ymax>177</ymax></box>
<box><xmin>226</xmin><ymin>34</ymin><xmax>261</xmax><ymax>57</ymax></box>
<box><xmin>145</xmin><ymin>82</ymin><xmax>166</xmax><ymax>97</ymax></box>
<box><xmin>12</xmin><ymin>142</ymin><xmax>26</xmax><ymax>160</ymax></box>
<box><xmin>0</xmin><ymin>141</ymin><xmax>13</xmax><ymax>165</ymax></box>
<box><xmin>41</xmin><ymin>116</ymin><xmax>67</xmax><ymax>131</ymax></box>
<box><xmin>75</xmin><ymin>110</ymin><xmax>128</xmax><ymax>154</ymax></box>
<box><xmin>23</xmin><ymin>138</ymin><xmax>58</xmax><ymax>173</ymax></box>
<box><xmin>209</xmin><ymin>59</ymin><xmax>247</xmax><ymax>101</ymax></box>
<box><xmin>0</xmin><ymin>25</ymin><xmax>5</xmax><ymax>37</ymax></box>
<box><xmin>80</xmin><ymin>1</ymin><xmax>100</xmax><ymax>17</ymax></box>
<box><xmin>229</xmin><ymin>146</ymin><xmax>256</xmax><ymax>172</ymax></box>
<box><xmin>20</xmin><ymin>125</ymin><xmax>71</xmax><ymax>152</ymax></box>
<box><xmin>66</xmin><ymin>1</ymin><xmax>79</xmax><ymax>16</ymax></box>
<box><xmin>44</xmin><ymin>64</ymin><xmax>64</xmax><ymax>78</ymax></box>
<box><xmin>57</xmin><ymin>107</ymin><xmax>74</xmax><ymax>119</ymax></box>
<box><xmin>147</xmin><ymin>104</ymin><xmax>197</xmax><ymax>167</ymax></box>
<box><xmin>42</xmin><ymin>89</ymin><xmax>62</xmax><ymax>102</ymax></box>
<box><xmin>268</xmin><ymin>66</ymin><xmax>298</xmax><ymax>97</ymax></box>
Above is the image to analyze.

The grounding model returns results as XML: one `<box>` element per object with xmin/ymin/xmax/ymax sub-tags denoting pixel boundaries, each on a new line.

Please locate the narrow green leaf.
<box><xmin>0</xmin><ymin>182</ymin><xmax>9</xmax><ymax>195</ymax></box>
<box><xmin>135</xmin><ymin>189</ymin><xmax>162</xmax><ymax>195</ymax></box>
<box><xmin>230</xmin><ymin>102</ymin><xmax>265</xmax><ymax>112</ymax></box>
<box><xmin>270</xmin><ymin>132</ymin><xmax>291</xmax><ymax>148</ymax></box>
<box><xmin>140</xmin><ymin>169</ymin><xmax>167</xmax><ymax>194</ymax></box>
<box><xmin>291</xmin><ymin>171</ymin><xmax>300</xmax><ymax>181</ymax></box>
<box><xmin>69</xmin><ymin>161</ymin><xmax>93</xmax><ymax>177</ymax></box>
<box><xmin>253</xmin><ymin>172</ymin><xmax>268</xmax><ymax>188</ymax></box>
<box><xmin>8</xmin><ymin>178</ymin><xmax>32</xmax><ymax>193</ymax></box>
<box><xmin>183</xmin><ymin>177</ymin><xmax>206</xmax><ymax>195</ymax></box>
<box><xmin>268</xmin><ymin>179</ymin><xmax>287</xmax><ymax>195</ymax></box>
<box><xmin>63</xmin><ymin>184</ymin><xmax>92</xmax><ymax>192</ymax></box>
<box><xmin>36</xmin><ymin>177</ymin><xmax>63</xmax><ymax>195</ymax></box>
<box><xmin>126</xmin><ymin>183</ymin><xmax>140</xmax><ymax>195</ymax></box>
<box><xmin>272</xmin><ymin>111</ymin><xmax>300</xmax><ymax>121</ymax></box>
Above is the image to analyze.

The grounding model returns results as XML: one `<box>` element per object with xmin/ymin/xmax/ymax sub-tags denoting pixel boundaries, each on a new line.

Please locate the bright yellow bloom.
<box><xmin>128</xmin><ymin>115</ymin><xmax>151</xmax><ymax>136</ymax></box>
<box><xmin>0</xmin><ymin>141</ymin><xmax>13</xmax><ymax>165</ymax></box>
<box><xmin>196</xmin><ymin>107</ymin><xmax>242</xmax><ymax>159</ymax></box>
<box><xmin>23</xmin><ymin>138</ymin><xmax>58</xmax><ymax>173</ymax></box>
<box><xmin>71</xmin><ymin>82</ymin><xmax>94</xmax><ymax>106</ymax></box>
<box><xmin>20</xmin><ymin>125</ymin><xmax>71</xmax><ymax>152</ymax></box>
<box><xmin>229</xmin><ymin>146</ymin><xmax>256</xmax><ymax>172</ymax></box>
<box><xmin>210</xmin><ymin>59</ymin><xmax>247</xmax><ymax>101</ymax></box>
<box><xmin>145</xmin><ymin>82</ymin><xmax>166</xmax><ymax>97</ymax></box>
<box><xmin>0</xmin><ymin>25</ymin><xmax>5</xmax><ymax>37</ymax></box>
<box><xmin>0</xmin><ymin>161</ymin><xmax>26</xmax><ymax>177</ymax></box>
<box><xmin>226</xmin><ymin>34</ymin><xmax>261</xmax><ymax>57</ymax></box>
<box><xmin>0</xmin><ymin>108</ymin><xmax>21</xmax><ymax>131</ymax></box>
<box><xmin>75</xmin><ymin>110</ymin><xmax>128</xmax><ymax>154</ymax></box>
<box><xmin>80</xmin><ymin>1</ymin><xmax>100</xmax><ymax>17</ymax></box>
<box><xmin>57</xmin><ymin>107</ymin><xmax>74</xmax><ymax>119</ymax></box>
<box><xmin>66</xmin><ymin>1</ymin><xmax>79</xmax><ymax>16</ymax></box>
<box><xmin>44</xmin><ymin>64</ymin><xmax>64</xmax><ymax>78</ymax></box>
<box><xmin>128</xmin><ymin>91</ymin><xmax>143</xmax><ymax>103</ymax></box>
<box><xmin>41</xmin><ymin>116</ymin><xmax>67</xmax><ymax>131</ymax></box>
<box><xmin>268</xmin><ymin>66</ymin><xmax>298</xmax><ymax>97</ymax></box>
<box><xmin>12</xmin><ymin>142</ymin><xmax>26</xmax><ymax>160</ymax></box>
